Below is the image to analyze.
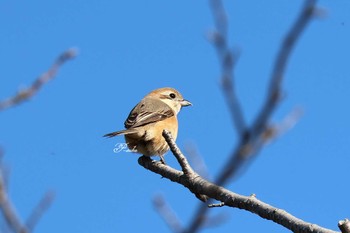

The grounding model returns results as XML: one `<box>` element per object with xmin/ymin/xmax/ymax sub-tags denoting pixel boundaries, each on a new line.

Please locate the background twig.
<box><xmin>208</xmin><ymin>0</ymin><xmax>246</xmax><ymax>136</ymax></box>
<box><xmin>0</xmin><ymin>158</ymin><xmax>27</xmax><ymax>233</ymax></box>
<box><xmin>25</xmin><ymin>191</ymin><xmax>55</xmax><ymax>232</ymax></box>
<box><xmin>153</xmin><ymin>194</ymin><xmax>183</xmax><ymax>233</ymax></box>
<box><xmin>0</xmin><ymin>48</ymin><xmax>77</xmax><ymax>111</ymax></box>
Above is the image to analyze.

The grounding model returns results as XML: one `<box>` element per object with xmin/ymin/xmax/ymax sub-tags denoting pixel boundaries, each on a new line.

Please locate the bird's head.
<box><xmin>147</xmin><ymin>87</ymin><xmax>192</xmax><ymax>114</ymax></box>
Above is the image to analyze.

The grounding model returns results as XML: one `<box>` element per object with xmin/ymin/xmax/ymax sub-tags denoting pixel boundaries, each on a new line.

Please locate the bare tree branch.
<box><xmin>0</xmin><ymin>48</ymin><xmax>77</xmax><ymax>111</ymax></box>
<box><xmin>139</xmin><ymin>132</ymin><xmax>339</xmax><ymax>233</ymax></box>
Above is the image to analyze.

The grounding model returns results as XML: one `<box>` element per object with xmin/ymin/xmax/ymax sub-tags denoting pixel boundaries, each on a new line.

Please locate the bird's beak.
<box><xmin>180</xmin><ymin>99</ymin><xmax>192</xmax><ymax>107</ymax></box>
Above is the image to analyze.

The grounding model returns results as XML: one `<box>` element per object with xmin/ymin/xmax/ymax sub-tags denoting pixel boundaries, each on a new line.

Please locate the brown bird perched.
<box><xmin>104</xmin><ymin>87</ymin><xmax>192</xmax><ymax>163</ymax></box>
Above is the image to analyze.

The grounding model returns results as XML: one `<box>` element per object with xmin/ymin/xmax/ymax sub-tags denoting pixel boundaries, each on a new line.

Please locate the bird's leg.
<box><xmin>159</xmin><ymin>155</ymin><xmax>167</xmax><ymax>165</ymax></box>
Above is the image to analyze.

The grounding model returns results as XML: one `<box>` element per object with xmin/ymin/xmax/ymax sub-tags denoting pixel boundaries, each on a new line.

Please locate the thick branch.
<box><xmin>138</xmin><ymin>155</ymin><xmax>338</xmax><ymax>233</ymax></box>
<box><xmin>139</xmin><ymin>132</ymin><xmax>340</xmax><ymax>233</ymax></box>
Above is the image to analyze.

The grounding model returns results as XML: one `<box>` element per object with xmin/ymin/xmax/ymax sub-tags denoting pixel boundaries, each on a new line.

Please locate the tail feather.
<box><xmin>103</xmin><ymin>131</ymin><xmax>124</xmax><ymax>138</ymax></box>
<box><xmin>103</xmin><ymin>128</ymin><xmax>138</xmax><ymax>138</ymax></box>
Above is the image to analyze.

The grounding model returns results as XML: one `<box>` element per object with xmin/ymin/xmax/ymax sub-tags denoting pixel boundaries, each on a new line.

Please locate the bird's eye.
<box><xmin>169</xmin><ymin>93</ymin><xmax>176</xmax><ymax>99</ymax></box>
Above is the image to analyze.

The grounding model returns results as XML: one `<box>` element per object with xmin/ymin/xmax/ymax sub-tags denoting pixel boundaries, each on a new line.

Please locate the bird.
<box><xmin>104</xmin><ymin>87</ymin><xmax>192</xmax><ymax>163</ymax></box>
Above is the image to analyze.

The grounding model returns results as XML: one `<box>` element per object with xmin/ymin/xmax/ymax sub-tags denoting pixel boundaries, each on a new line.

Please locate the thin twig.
<box><xmin>260</xmin><ymin>107</ymin><xmax>303</xmax><ymax>144</ymax></box>
<box><xmin>163</xmin><ymin>130</ymin><xmax>195</xmax><ymax>177</ymax></box>
<box><xmin>208</xmin><ymin>202</ymin><xmax>225</xmax><ymax>208</ymax></box>
<box><xmin>0</xmin><ymin>48</ymin><xmax>77</xmax><ymax>111</ymax></box>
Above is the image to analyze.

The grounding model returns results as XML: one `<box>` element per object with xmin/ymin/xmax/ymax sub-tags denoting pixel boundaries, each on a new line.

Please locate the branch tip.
<box><xmin>339</xmin><ymin>219</ymin><xmax>350</xmax><ymax>233</ymax></box>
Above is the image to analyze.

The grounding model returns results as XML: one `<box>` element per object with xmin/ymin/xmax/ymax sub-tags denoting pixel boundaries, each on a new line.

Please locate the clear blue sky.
<box><xmin>1</xmin><ymin>1</ymin><xmax>349</xmax><ymax>232</ymax></box>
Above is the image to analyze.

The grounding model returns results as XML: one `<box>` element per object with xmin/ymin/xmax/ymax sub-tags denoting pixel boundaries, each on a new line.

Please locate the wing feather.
<box><xmin>124</xmin><ymin>98</ymin><xmax>174</xmax><ymax>129</ymax></box>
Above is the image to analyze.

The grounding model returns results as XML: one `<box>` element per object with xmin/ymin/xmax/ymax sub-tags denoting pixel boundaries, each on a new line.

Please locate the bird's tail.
<box><xmin>103</xmin><ymin>131</ymin><xmax>123</xmax><ymax>138</ymax></box>
<box><xmin>103</xmin><ymin>128</ymin><xmax>138</xmax><ymax>138</ymax></box>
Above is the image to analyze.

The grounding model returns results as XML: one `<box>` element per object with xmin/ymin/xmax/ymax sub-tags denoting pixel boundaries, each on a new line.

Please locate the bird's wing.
<box><xmin>124</xmin><ymin>98</ymin><xmax>174</xmax><ymax>129</ymax></box>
